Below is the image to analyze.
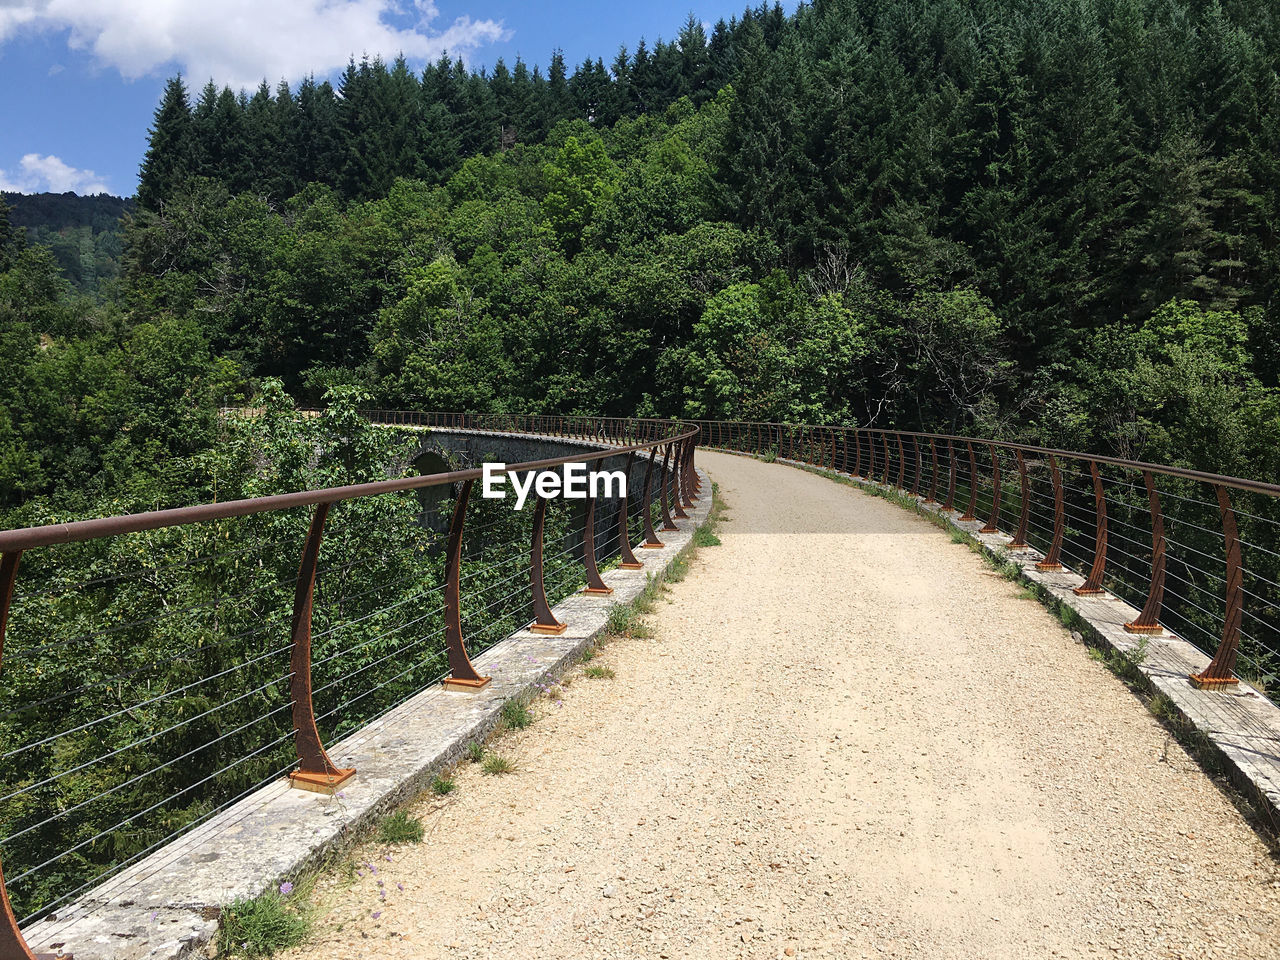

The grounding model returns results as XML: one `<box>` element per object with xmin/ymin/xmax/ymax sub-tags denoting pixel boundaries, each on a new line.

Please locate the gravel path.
<box><xmin>284</xmin><ymin>451</ymin><xmax>1280</xmax><ymax>960</ymax></box>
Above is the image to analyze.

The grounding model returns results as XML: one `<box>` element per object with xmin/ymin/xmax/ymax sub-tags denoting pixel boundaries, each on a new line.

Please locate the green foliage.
<box><xmin>481</xmin><ymin>753</ymin><xmax>515</xmax><ymax>775</ymax></box>
<box><xmin>582</xmin><ymin>665</ymin><xmax>615</xmax><ymax>679</ymax></box>
<box><xmin>500</xmin><ymin>698</ymin><xmax>534</xmax><ymax>730</ymax></box>
<box><xmin>376</xmin><ymin>811</ymin><xmax>424</xmax><ymax>844</ymax></box>
<box><xmin>431</xmin><ymin>776</ymin><xmax>456</xmax><ymax>796</ymax></box>
<box><xmin>216</xmin><ymin>884</ymin><xmax>312</xmax><ymax>958</ymax></box>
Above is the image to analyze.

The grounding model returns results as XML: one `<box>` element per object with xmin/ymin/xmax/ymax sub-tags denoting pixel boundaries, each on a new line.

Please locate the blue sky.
<box><xmin>0</xmin><ymin>1</ymin><xmax>792</xmax><ymax>198</ymax></box>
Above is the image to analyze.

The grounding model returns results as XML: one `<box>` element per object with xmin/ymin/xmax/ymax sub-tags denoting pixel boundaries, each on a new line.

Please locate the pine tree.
<box><xmin>137</xmin><ymin>76</ymin><xmax>196</xmax><ymax>208</ymax></box>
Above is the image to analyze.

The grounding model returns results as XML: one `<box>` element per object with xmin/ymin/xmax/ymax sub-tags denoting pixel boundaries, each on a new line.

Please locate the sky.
<box><xmin>0</xmin><ymin>1</ymin><xmax>790</xmax><ymax>198</ymax></box>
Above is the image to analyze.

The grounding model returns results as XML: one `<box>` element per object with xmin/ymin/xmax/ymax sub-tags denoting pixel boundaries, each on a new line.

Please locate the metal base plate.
<box><xmin>288</xmin><ymin>767</ymin><xmax>356</xmax><ymax>795</ymax></box>
<box><xmin>1073</xmin><ymin>586</ymin><xmax>1104</xmax><ymax>596</ymax></box>
<box><xmin>442</xmin><ymin>676</ymin><xmax>492</xmax><ymax>692</ymax></box>
<box><xmin>530</xmin><ymin>622</ymin><xmax>568</xmax><ymax>635</ymax></box>
<box><xmin>619</xmin><ymin>561</ymin><xmax>644</xmax><ymax>570</ymax></box>
<box><xmin>582</xmin><ymin>586</ymin><xmax>614</xmax><ymax>595</ymax></box>
<box><xmin>979</xmin><ymin>525</ymin><xmax>999</xmax><ymax>534</ymax></box>
<box><xmin>641</xmin><ymin>542</ymin><xmax>665</xmax><ymax>550</ymax></box>
<box><xmin>1189</xmin><ymin>673</ymin><xmax>1238</xmax><ymax>689</ymax></box>
<box><xmin>1123</xmin><ymin>622</ymin><xmax>1163</xmax><ymax>635</ymax></box>
<box><xmin>1035</xmin><ymin>562</ymin><xmax>1063</xmax><ymax>571</ymax></box>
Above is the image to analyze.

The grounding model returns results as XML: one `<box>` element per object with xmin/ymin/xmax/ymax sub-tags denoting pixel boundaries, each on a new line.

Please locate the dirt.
<box><xmin>282</xmin><ymin>450</ymin><xmax>1280</xmax><ymax>960</ymax></box>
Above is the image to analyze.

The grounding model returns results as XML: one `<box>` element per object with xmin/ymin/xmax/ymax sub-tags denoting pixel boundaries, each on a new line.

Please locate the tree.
<box><xmin>137</xmin><ymin>76</ymin><xmax>196</xmax><ymax>209</ymax></box>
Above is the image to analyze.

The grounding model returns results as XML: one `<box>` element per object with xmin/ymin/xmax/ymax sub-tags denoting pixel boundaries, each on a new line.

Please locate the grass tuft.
<box><xmin>376</xmin><ymin>810</ymin><xmax>424</xmax><ymax>844</ymax></box>
<box><xmin>216</xmin><ymin>883</ymin><xmax>312</xmax><ymax>958</ymax></box>
<box><xmin>583</xmin><ymin>665</ymin><xmax>615</xmax><ymax>679</ymax></box>
<box><xmin>501</xmin><ymin>698</ymin><xmax>534</xmax><ymax>730</ymax></box>
<box><xmin>430</xmin><ymin>775</ymin><xmax>456</xmax><ymax>796</ymax></box>
<box><xmin>465</xmin><ymin>740</ymin><xmax>484</xmax><ymax>763</ymax></box>
<box><xmin>482</xmin><ymin>753</ymin><xmax>515</xmax><ymax>775</ymax></box>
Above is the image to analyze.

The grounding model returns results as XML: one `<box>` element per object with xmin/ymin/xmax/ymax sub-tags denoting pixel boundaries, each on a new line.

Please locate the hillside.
<box><xmin>2</xmin><ymin>191</ymin><xmax>132</xmax><ymax>294</ymax></box>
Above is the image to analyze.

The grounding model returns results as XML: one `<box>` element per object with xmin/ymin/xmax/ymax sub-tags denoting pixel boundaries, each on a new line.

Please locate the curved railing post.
<box><xmin>641</xmin><ymin>448</ymin><xmax>664</xmax><ymax>549</ymax></box>
<box><xmin>288</xmin><ymin>504</ymin><xmax>356</xmax><ymax>793</ymax></box>
<box><xmin>959</xmin><ymin>442</ymin><xmax>979</xmax><ymax>521</ymax></box>
<box><xmin>443</xmin><ymin>480</ymin><xmax>491</xmax><ymax>690</ymax></box>
<box><xmin>896</xmin><ymin>435</ymin><xmax>906</xmax><ymax>489</ymax></box>
<box><xmin>909</xmin><ymin>437</ymin><xmax>921</xmax><ymax>496</ymax></box>
<box><xmin>580</xmin><ymin>493</ymin><xmax>613</xmax><ymax>596</ymax></box>
<box><xmin>1035</xmin><ymin>455</ymin><xmax>1065</xmax><ymax>571</ymax></box>
<box><xmin>530</xmin><ymin>494</ymin><xmax>568</xmax><ymax>634</ymax></box>
<box><xmin>881</xmin><ymin>433</ymin><xmax>891</xmax><ymax>484</ymax></box>
<box><xmin>980</xmin><ymin>444</ymin><xmax>1002</xmax><ymax>533</ymax></box>
<box><xmin>1191</xmin><ymin>486</ymin><xmax>1243</xmax><ymax>688</ymax></box>
<box><xmin>671</xmin><ymin>441</ymin><xmax>690</xmax><ymax>519</ymax></box>
<box><xmin>659</xmin><ymin>444</ymin><xmax>679</xmax><ymax>531</ymax></box>
<box><xmin>853</xmin><ymin>429</ymin><xmax>863</xmax><ymax>478</ymax></box>
<box><xmin>0</xmin><ymin>551</ymin><xmax>44</xmax><ymax>960</ymax></box>
<box><xmin>943</xmin><ymin>440</ymin><xmax>957</xmax><ymax>511</ymax></box>
<box><xmin>1009</xmin><ymin>450</ymin><xmax>1031</xmax><ymax>549</ymax></box>
<box><xmin>840</xmin><ymin>430</ymin><xmax>849</xmax><ymax>474</ymax></box>
<box><xmin>1074</xmin><ymin>460</ymin><xmax>1108</xmax><ymax>596</ymax></box>
<box><xmin>925</xmin><ymin>438</ymin><xmax>939</xmax><ymax>504</ymax></box>
<box><xmin>689</xmin><ymin>435</ymin><xmax>702</xmax><ymax>497</ymax></box>
<box><xmin>617</xmin><ymin>451</ymin><xmax>644</xmax><ymax>569</ymax></box>
<box><xmin>1124</xmin><ymin>471</ymin><xmax>1165</xmax><ymax>634</ymax></box>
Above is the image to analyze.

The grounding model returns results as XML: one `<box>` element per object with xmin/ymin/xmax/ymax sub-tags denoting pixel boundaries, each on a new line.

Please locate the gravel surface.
<box><xmin>281</xmin><ymin>451</ymin><xmax>1280</xmax><ymax>960</ymax></box>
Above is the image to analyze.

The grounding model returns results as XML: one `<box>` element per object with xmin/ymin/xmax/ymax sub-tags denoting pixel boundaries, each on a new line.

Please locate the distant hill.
<box><xmin>3</xmin><ymin>191</ymin><xmax>134</xmax><ymax>295</ymax></box>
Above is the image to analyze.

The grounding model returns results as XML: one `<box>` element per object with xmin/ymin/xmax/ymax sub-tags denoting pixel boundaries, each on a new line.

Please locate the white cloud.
<box><xmin>0</xmin><ymin>1</ymin><xmax>509</xmax><ymax>89</ymax></box>
<box><xmin>0</xmin><ymin>153</ymin><xmax>110</xmax><ymax>194</ymax></box>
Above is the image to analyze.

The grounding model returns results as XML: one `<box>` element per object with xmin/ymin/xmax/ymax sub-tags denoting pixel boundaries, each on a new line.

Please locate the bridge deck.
<box><xmin>283</xmin><ymin>451</ymin><xmax>1280</xmax><ymax>960</ymax></box>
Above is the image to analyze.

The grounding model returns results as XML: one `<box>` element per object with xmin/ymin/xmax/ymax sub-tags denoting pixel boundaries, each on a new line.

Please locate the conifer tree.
<box><xmin>137</xmin><ymin>76</ymin><xmax>195</xmax><ymax>209</ymax></box>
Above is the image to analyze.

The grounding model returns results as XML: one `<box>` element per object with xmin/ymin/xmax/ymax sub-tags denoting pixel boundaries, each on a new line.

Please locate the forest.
<box><xmin>4</xmin><ymin>0</ymin><xmax>1280</xmax><ymax>521</ymax></box>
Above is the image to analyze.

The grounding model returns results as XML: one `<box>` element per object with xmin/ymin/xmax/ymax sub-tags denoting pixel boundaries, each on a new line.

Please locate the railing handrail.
<box><xmin>687</xmin><ymin>419</ymin><xmax>1279</xmax><ymax>496</ymax></box>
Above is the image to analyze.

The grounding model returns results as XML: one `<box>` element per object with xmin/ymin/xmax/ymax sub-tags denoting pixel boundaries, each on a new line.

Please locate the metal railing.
<box><xmin>690</xmin><ymin>419</ymin><xmax>1280</xmax><ymax>703</ymax></box>
<box><xmin>0</xmin><ymin>414</ymin><xmax>700</xmax><ymax>958</ymax></box>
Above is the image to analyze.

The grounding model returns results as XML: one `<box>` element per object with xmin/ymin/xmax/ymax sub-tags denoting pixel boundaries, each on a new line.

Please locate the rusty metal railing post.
<box><xmin>1190</xmin><ymin>485</ymin><xmax>1243</xmax><ymax>688</ymax></box>
<box><xmin>442</xmin><ymin>480</ymin><xmax>491</xmax><ymax>690</ymax></box>
<box><xmin>881</xmin><ymin>432</ymin><xmax>891</xmax><ymax>484</ymax></box>
<box><xmin>0</xmin><ymin>551</ymin><xmax>50</xmax><ymax>960</ymax></box>
<box><xmin>641</xmin><ymin>448</ymin><xmax>664</xmax><ymax>549</ymax></box>
<box><xmin>1073</xmin><ymin>461</ymin><xmax>1108</xmax><ymax>596</ymax></box>
<box><xmin>287</xmin><ymin>504</ymin><xmax>356</xmax><ymax>793</ymax></box>
<box><xmin>684</xmin><ymin>437</ymin><xmax>699</xmax><ymax>504</ymax></box>
<box><xmin>909</xmin><ymin>437</ymin><xmax>921</xmax><ymax>496</ymax></box>
<box><xmin>1035</xmin><ymin>456</ymin><xmax>1065</xmax><ymax>571</ymax></box>
<box><xmin>853</xmin><ymin>429</ymin><xmax>863</xmax><ymax>478</ymax></box>
<box><xmin>925</xmin><ymin>438</ymin><xmax>939</xmax><ymax>504</ymax></box>
<box><xmin>618</xmin><ymin>452</ymin><xmax>644</xmax><ymax>569</ymax></box>
<box><xmin>840</xmin><ymin>430</ymin><xmax>849</xmax><ymax>474</ymax></box>
<box><xmin>530</xmin><ymin>494</ymin><xmax>568</xmax><ymax>634</ymax></box>
<box><xmin>896</xmin><ymin>435</ymin><xmax>906</xmax><ymax>488</ymax></box>
<box><xmin>959</xmin><ymin>442</ymin><xmax>979</xmax><ymax>521</ymax></box>
<box><xmin>1009</xmin><ymin>450</ymin><xmax>1031</xmax><ymax>549</ymax></box>
<box><xmin>980</xmin><ymin>444</ymin><xmax>1001</xmax><ymax>533</ymax></box>
<box><xmin>659</xmin><ymin>444</ymin><xmax>679</xmax><ymax>531</ymax></box>
<box><xmin>672</xmin><ymin>441</ymin><xmax>690</xmax><ymax>519</ymax></box>
<box><xmin>943</xmin><ymin>440</ymin><xmax>957</xmax><ymax>511</ymax></box>
<box><xmin>580</xmin><ymin>494</ymin><xmax>613</xmax><ymax>596</ymax></box>
<box><xmin>1124</xmin><ymin>471</ymin><xmax>1165</xmax><ymax>634</ymax></box>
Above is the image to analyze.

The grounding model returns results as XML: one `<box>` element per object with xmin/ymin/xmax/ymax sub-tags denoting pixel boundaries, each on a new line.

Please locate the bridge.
<box><xmin>1</xmin><ymin>415</ymin><xmax>1279</xmax><ymax>959</ymax></box>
